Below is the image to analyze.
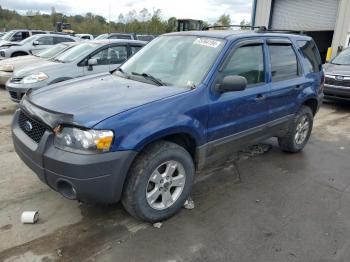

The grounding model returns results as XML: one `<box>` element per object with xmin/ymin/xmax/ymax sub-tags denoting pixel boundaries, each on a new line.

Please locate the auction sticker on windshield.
<box><xmin>193</xmin><ymin>38</ymin><xmax>221</xmax><ymax>48</ymax></box>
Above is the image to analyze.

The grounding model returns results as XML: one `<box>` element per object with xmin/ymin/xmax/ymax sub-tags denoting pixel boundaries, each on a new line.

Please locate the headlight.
<box><xmin>21</xmin><ymin>72</ymin><xmax>48</xmax><ymax>84</ymax></box>
<box><xmin>54</xmin><ymin>126</ymin><xmax>114</xmax><ymax>153</ymax></box>
<box><xmin>0</xmin><ymin>64</ymin><xmax>13</xmax><ymax>72</ymax></box>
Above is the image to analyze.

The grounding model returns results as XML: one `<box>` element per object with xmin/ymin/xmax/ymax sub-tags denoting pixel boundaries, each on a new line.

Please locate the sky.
<box><xmin>0</xmin><ymin>0</ymin><xmax>253</xmax><ymax>24</ymax></box>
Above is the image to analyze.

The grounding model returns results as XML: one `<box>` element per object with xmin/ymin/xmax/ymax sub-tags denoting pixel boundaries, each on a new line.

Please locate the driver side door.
<box><xmin>207</xmin><ymin>39</ymin><xmax>270</xmax><ymax>161</ymax></box>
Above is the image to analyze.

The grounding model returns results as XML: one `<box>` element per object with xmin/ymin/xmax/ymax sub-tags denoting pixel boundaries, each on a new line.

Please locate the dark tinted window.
<box><xmin>130</xmin><ymin>46</ymin><xmax>142</xmax><ymax>56</ymax></box>
<box><xmin>297</xmin><ymin>40</ymin><xmax>322</xmax><ymax>72</ymax></box>
<box><xmin>54</xmin><ymin>36</ymin><xmax>74</xmax><ymax>44</ymax></box>
<box><xmin>109</xmin><ymin>34</ymin><xmax>132</xmax><ymax>40</ymax></box>
<box><xmin>37</xmin><ymin>36</ymin><xmax>54</xmax><ymax>45</ymax></box>
<box><xmin>269</xmin><ymin>44</ymin><xmax>299</xmax><ymax>81</ymax></box>
<box><xmin>222</xmin><ymin>44</ymin><xmax>265</xmax><ymax>85</ymax></box>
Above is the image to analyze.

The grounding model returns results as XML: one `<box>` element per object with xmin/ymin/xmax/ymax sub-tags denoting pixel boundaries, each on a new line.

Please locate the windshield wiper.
<box><xmin>131</xmin><ymin>72</ymin><xmax>166</xmax><ymax>86</ymax></box>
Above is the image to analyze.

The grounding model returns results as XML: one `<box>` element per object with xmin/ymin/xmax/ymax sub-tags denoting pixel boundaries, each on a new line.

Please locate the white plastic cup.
<box><xmin>21</xmin><ymin>211</ymin><xmax>39</xmax><ymax>224</ymax></box>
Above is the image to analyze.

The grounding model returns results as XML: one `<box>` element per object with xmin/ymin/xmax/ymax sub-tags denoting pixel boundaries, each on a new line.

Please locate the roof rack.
<box><xmin>203</xmin><ymin>25</ymin><xmax>265</xmax><ymax>31</ymax></box>
<box><xmin>203</xmin><ymin>25</ymin><xmax>303</xmax><ymax>35</ymax></box>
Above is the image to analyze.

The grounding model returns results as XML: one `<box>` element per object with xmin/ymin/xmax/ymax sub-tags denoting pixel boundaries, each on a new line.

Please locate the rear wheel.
<box><xmin>278</xmin><ymin>106</ymin><xmax>314</xmax><ymax>153</ymax></box>
<box><xmin>122</xmin><ymin>141</ymin><xmax>195</xmax><ymax>222</ymax></box>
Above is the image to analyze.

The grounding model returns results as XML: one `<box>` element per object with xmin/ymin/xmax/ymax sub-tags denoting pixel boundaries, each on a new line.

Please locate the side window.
<box><xmin>12</xmin><ymin>32</ymin><xmax>24</xmax><ymax>41</ymax></box>
<box><xmin>54</xmin><ymin>37</ymin><xmax>74</xmax><ymax>44</ymax></box>
<box><xmin>268</xmin><ymin>44</ymin><xmax>299</xmax><ymax>82</ymax></box>
<box><xmin>297</xmin><ymin>40</ymin><xmax>322</xmax><ymax>73</ymax></box>
<box><xmin>37</xmin><ymin>36</ymin><xmax>54</xmax><ymax>45</ymax></box>
<box><xmin>109</xmin><ymin>46</ymin><xmax>128</xmax><ymax>64</ymax></box>
<box><xmin>130</xmin><ymin>46</ymin><xmax>142</xmax><ymax>56</ymax></box>
<box><xmin>222</xmin><ymin>44</ymin><xmax>265</xmax><ymax>85</ymax></box>
<box><xmin>90</xmin><ymin>48</ymin><xmax>110</xmax><ymax>65</ymax></box>
<box><xmin>110</xmin><ymin>35</ymin><xmax>132</xmax><ymax>40</ymax></box>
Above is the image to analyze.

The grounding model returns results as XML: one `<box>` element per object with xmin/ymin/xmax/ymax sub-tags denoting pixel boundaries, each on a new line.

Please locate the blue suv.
<box><xmin>11</xmin><ymin>30</ymin><xmax>324</xmax><ymax>222</ymax></box>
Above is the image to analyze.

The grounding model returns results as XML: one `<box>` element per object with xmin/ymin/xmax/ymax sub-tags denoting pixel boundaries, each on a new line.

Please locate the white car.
<box><xmin>0</xmin><ymin>34</ymin><xmax>78</xmax><ymax>59</ymax></box>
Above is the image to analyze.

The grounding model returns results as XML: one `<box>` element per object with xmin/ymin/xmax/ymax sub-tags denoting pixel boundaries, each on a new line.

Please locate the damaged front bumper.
<box><xmin>11</xmin><ymin>97</ymin><xmax>137</xmax><ymax>204</ymax></box>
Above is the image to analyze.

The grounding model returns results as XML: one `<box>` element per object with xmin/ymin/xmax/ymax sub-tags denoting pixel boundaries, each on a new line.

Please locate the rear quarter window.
<box><xmin>297</xmin><ymin>40</ymin><xmax>322</xmax><ymax>73</ymax></box>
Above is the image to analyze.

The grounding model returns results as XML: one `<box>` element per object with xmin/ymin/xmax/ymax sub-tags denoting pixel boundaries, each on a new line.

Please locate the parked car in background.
<box><xmin>324</xmin><ymin>47</ymin><xmax>350</xmax><ymax>101</ymax></box>
<box><xmin>95</xmin><ymin>33</ymin><xmax>136</xmax><ymax>40</ymax></box>
<box><xmin>76</xmin><ymin>34</ymin><xmax>94</xmax><ymax>40</ymax></box>
<box><xmin>0</xmin><ymin>42</ymin><xmax>77</xmax><ymax>86</ymax></box>
<box><xmin>6</xmin><ymin>39</ymin><xmax>145</xmax><ymax>101</ymax></box>
<box><xmin>0</xmin><ymin>34</ymin><xmax>78</xmax><ymax>59</ymax></box>
<box><xmin>0</xmin><ymin>32</ymin><xmax>6</xmax><ymax>39</ymax></box>
<box><xmin>0</xmin><ymin>30</ymin><xmax>47</xmax><ymax>45</ymax></box>
<box><xmin>136</xmin><ymin>34</ymin><xmax>155</xmax><ymax>42</ymax></box>
<box><xmin>11</xmin><ymin>31</ymin><xmax>324</xmax><ymax>222</ymax></box>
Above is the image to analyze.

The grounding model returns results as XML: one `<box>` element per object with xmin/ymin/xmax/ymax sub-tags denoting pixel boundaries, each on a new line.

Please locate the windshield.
<box><xmin>119</xmin><ymin>35</ymin><xmax>225</xmax><ymax>87</ymax></box>
<box><xmin>1</xmin><ymin>31</ymin><xmax>15</xmax><ymax>41</ymax></box>
<box><xmin>331</xmin><ymin>48</ymin><xmax>350</xmax><ymax>65</ymax></box>
<box><xmin>95</xmin><ymin>34</ymin><xmax>108</xmax><ymax>40</ymax></box>
<box><xmin>53</xmin><ymin>43</ymin><xmax>98</xmax><ymax>63</ymax></box>
<box><xmin>36</xmin><ymin>43</ymin><xmax>71</xmax><ymax>58</ymax></box>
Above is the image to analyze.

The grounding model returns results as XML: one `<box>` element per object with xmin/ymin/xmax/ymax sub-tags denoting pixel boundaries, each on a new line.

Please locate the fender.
<box><xmin>117</xmin><ymin>114</ymin><xmax>206</xmax><ymax>152</ymax></box>
<box><xmin>49</xmin><ymin>77</ymin><xmax>73</xmax><ymax>85</ymax></box>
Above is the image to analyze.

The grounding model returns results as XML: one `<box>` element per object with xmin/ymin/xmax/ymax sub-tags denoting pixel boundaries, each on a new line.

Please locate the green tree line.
<box><xmin>0</xmin><ymin>5</ymin><xmax>248</xmax><ymax>35</ymax></box>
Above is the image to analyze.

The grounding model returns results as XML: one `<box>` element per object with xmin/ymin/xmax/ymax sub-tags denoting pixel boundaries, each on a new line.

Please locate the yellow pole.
<box><xmin>326</xmin><ymin>47</ymin><xmax>332</xmax><ymax>62</ymax></box>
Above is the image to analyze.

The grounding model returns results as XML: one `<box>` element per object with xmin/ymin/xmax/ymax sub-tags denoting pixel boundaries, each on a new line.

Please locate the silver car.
<box><xmin>0</xmin><ymin>34</ymin><xmax>78</xmax><ymax>60</ymax></box>
<box><xmin>0</xmin><ymin>42</ymin><xmax>78</xmax><ymax>86</ymax></box>
<box><xmin>6</xmin><ymin>39</ymin><xmax>145</xmax><ymax>102</ymax></box>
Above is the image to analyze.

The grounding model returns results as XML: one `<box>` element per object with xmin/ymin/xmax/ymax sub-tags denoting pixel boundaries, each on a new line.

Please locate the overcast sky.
<box><xmin>0</xmin><ymin>0</ymin><xmax>252</xmax><ymax>24</ymax></box>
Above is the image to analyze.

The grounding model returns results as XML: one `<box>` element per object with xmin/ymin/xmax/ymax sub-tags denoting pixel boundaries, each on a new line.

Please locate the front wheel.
<box><xmin>122</xmin><ymin>141</ymin><xmax>195</xmax><ymax>222</ymax></box>
<box><xmin>278</xmin><ymin>106</ymin><xmax>314</xmax><ymax>153</ymax></box>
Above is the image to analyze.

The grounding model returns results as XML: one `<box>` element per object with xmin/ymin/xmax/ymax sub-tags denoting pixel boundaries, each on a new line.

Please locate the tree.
<box><xmin>166</xmin><ymin>17</ymin><xmax>177</xmax><ymax>32</ymax></box>
<box><xmin>216</xmin><ymin>14</ymin><xmax>231</xmax><ymax>27</ymax></box>
<box><xmin>240</xmin><ymin>19</ymin><xmax>251</xmax><ymax>30</ymax></box>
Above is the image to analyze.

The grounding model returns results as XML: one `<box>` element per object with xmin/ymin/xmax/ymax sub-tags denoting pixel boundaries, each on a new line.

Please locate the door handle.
<box><xmin>254</xmin><ymin>94</ymin><xmax>266</xmax><ymax>101</ymax></box>
<box><xmin>295</xmin><ymin>84</ymin><xmax>303</xmax><ymax>90</ymax></box>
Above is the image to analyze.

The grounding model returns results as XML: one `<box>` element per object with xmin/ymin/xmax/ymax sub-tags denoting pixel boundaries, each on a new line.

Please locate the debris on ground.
<box><xmin>21</xmin><ymin>211</ymin><xmax>39</xmax><ymax>224</ymax></box>
<box><xmin>339</xmin><ymin>146</ymin><xmax>345</xmax><ymax>150</ymax></box>
<box><xmin>240</xmin><ymin>144</ymin><xmax>272</xmax><ymax>157</ymax></box>
<box><xmin>153</xmin><ymin>222</ymin><xmax>162</xmax><ymax>229</ymax></box>
<box><xmin>255</xmin><ymin>199</ymin><xmax>261</xmax><ymax>203</ymax></box>
<box><xmin>183</xmin><ymin>197</ymin><xmax>195</xmax><ymax>210</ymax></box>
<box><xmin>56</xmin><ymin>249</ymin><xmax>63</xmax><ymax>257</ymax></box>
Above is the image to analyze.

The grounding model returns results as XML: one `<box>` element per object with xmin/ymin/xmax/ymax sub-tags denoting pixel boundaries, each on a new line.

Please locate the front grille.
<box><xmin>18</xmin><ymin>111</ymin><xmax>47</xmax><ymax>143</ymax></box>
<box><xmin>8</xmin><ymin>91</ymin><xmax>24</xmax><ymax>101</ymax></box>
<box><xmin>325</xmin><ymin>77</ymin><xmax>350</xmax><ymax>87</ymax></box>
<box><xmin>10</xmin><ymin>77</ymin><xmax>23</xmax><ymax>83</ymax></box>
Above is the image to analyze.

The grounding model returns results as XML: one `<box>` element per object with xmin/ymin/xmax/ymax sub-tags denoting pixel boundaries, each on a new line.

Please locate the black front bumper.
<box><xmin>12</xmin><ymin>110</ymin><xmax>137</xmax><ymax>204</ymax></box>
<box><xmin>324</xmin><ymin>84</ymin><xmax>350</xmax><ymax>101</ymax></box>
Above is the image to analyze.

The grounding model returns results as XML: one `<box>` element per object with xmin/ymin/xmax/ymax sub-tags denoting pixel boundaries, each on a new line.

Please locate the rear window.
<box><xmin>297</xmin><ymin>40</ymin><xmax>322</xmax><ymax>72</ymax></box>
<box><xmin>268</xmin><ymin>44</ymin><xmax>299</xmax><ymax>82</ymax></box>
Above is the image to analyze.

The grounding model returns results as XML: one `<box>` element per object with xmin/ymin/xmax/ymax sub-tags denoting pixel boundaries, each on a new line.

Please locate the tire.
<box><xmin>11</xmin><ymin>52</ymin><xmax>28</xmax><ymax>57</ymax></box>
<box><xmin>278</xmin><ymin>106</ymin><xmax>314</xmax><ymax>153</ymax></box>
<box><xmin>122</xmin><ymin>141</ymin><xmax>195</xmax><ymax>222</ymax></box>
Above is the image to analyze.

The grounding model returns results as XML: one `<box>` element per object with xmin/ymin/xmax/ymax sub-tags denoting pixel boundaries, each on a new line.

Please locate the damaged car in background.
<box><xmin>6</xmin><ymin>39</ymin><xmax>145</xmax><ymax>102</ymax></box>
<box><xmin>0</xmin><ymin>42</ymin><xmax>78</xmax><ymax>87</ymax></box>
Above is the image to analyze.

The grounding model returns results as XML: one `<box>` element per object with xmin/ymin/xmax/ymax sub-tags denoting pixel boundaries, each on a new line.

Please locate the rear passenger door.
<box><xmin>207</xmin><ymin>40</ymin><xmax>270</xmax><ymax>157</ymax></box>
<box><xmin>266</xmin><ymin>39</ymin><xmax>311</xmax><ymax>121</ymax></box>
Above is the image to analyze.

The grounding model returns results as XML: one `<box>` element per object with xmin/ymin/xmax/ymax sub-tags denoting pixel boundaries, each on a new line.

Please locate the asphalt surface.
<box><xmin>0</xmin><ymin>88</ymin><xmax>349</xmax><ymax>262</ymax></box>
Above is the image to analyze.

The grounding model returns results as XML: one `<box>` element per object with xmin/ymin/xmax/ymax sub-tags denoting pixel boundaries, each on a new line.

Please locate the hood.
<box><xmin>0</xmin><ymin>41</ymin><xmax>21</xmax><ymax>47</ymax></box>
<box><xmin>13</xmin><ymin>60</ymin><xmax>61</xmax><ymax>77</ymax></box>
<box><xmin>27</xmin><ymin>74</ymin><xmax>190</xmax><ymax>127</ymax></box>
<box><xmin>324</xmin><ymin>63</ymin><xmax>350</xmax><ymax>76</ymax></box>
<box><xmin>0</xmin><ymin>55</ymin><xmax>43</xmax><ymax>70</ymax></box>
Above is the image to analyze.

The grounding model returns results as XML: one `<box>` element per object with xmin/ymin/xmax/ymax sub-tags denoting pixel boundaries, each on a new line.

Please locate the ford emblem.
<box><xmin>335</xmin><ymin>75</ymin><xmax>344</xmax><ymax>81</ymax></box>
<box><xmin>24</xmin><ymin>121</ymin><xmax>33</xmax><ymax>132</ymax></box>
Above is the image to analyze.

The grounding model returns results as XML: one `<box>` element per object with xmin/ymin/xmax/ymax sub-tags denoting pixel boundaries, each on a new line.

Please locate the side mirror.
<box><xmin>87</xmin><ymin>58</ymin><xmax>98</xmax><ymax>71</ymax></box>
<box><xmin>215</xmin><ymin>75</ymin><xmax>247</xmax><ymax>93</ymax></box>
<box><xmin>33</xmin><ymin>40</ymin><xmax>39</xmax><ymax>46</ymax></box>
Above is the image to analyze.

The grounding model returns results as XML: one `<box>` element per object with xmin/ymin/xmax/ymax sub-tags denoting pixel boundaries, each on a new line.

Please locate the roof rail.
<box><xmin>202</xmin><ymin>25</ymin><xmax>266</xmax><ymax>31</ymax></box>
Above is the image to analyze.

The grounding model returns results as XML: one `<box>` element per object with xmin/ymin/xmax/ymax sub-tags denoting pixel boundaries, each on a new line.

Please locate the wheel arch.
<box><xmin>302</xmin><ymin>98</ymin><xmax>318</xmax><ymax>115</ymax></box>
